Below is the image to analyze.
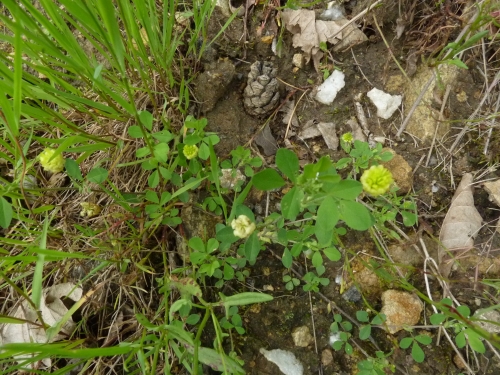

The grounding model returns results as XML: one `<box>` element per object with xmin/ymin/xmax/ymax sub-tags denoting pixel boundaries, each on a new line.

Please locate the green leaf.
<box><xmin>455</xmin><ymin>331</ymin><xmax>466</xmax><ymax>348</ymax></box>
<box><xmin>401</xmin><ymin>210</ymin><xmax>417</xmax><ymax>226</ymax></box>
<box><xmin>329</xmin><ymin>180</ymin><xmax>363</xmax><ymax>200</ymax></box>
<box><xmin>223</xmin><ymin>263</ymin><xmax>235</xmax><ymax>280</ymax></box>
<box><xmin>65</xmin><ymin>159</ymin><xmax>82</xmax><ymax>180</ymax></box>
<box><xmin>339</xmin><ymin>200</ymin><xmax>374</xmax><ymax>231</ymax></box>
<box><xmin>356</xmin><ymin>311</ymin><xmax>369</xmax><ymax>322</ymax></box>
<box><xmin>153</xmin><ymin>143</ymin><xmax>170</xmax><ymax>163</ymax></box>
<box><xmin>148</xmin><ymin>170</ymin><xmax>160</xmax><ymax>188</ymax></box>
<box><xmin>466</xmin><ymin>329</ymin><xmax>485</xmax><ymax>353</ymax></box>
<box><xmin>184</xmin><ymin>134</ymin><xmax>202</xmax><ymax>145</ymax></box>
<box><xmin>312</xmin><ymin>251</ymin><xmax>323</xmax><ymax>268</ymax></box>
<box><xmin>415</xmin><ymin>335</ymin><xmax>432</xmax><ymax>345</ymax></box>
<box><xmin>244</xmin><ymin>232</ymin><xmax>260</xmax><ymax>264</ymax></box>
<box><xmin>359</xmin><ymin>325</ymin><xmax>371</xmax><ymax>340</ymax></box>
<box><xmin>411</xmin><ymin>342</ymin><xmax>425</xmax><ymax>363</ymax></box>
<box><xmin>198</xmin><ymin>142</ymin><xmax>210</xmax><ymax>160</ymax></box>
<box><xmin>159</xmin><ymin>167</ymin><xmax>172</xmax><ymax>181</ymax></box>
<box><xmin>219</xmin><ymin>292</ymin><xmax>273</xmax><ymax>308</ymax></box>
<box><xmin>136</xmin><ymin>146</ymin><xmax>151</xmax><ymax>158</ymax></box>
<box><xmin>335</xmin><ymin>157</ymin><xmax>351</xmax><ymax>169</ymax></box>
<box><xmin>206</xmin><ymin>238</ymin><xmax>219</xmax><ymax>253</ymax></box>
<box><xmin>86</xmin><ymin>168</ymin><xmax>108</xmax><ymax>183</ymax></box>
<box><xmin>456</xmin><ymin>305</ymin><xmax>470</xmax><ymax>317</ymax></box>
<box><xmin>252</xmin><ymin>169</ymin><xmax>285</xmax><ymax>191</ymax></box>
<box><xmin>345</xmin><ymin>342</ymin><xmax>353</xmax><ymax>354</ymax></box>
<box><xmin>0</xmin><ymin>197</ymin><xmax>13</xmax><ymax>229</ymax></box>
<box><xmin>189</xmin><ymin>237</ymin><xmax>205</xmax><ymax>253</ymax></box>
<box><xmin>127</xmin><ymin>125</ymin><xmax>143</xmax><ymax>138</ymax></box>
<box><xmin>145</xmin><ymin>190</ymin><xmax>159</xmax><ymax>203</ymax></box>
<box><xmin>323</xmin><ymin>247</ymin><xmax>341</xmax><ymax>261</ymax></box>
<box><xmin>233</xmin><ymin>204</ymin><xmax>255</xmax><ymax>222</ymax></box>
<box><xmin>139</xmin><ymin>110</ymin><xmax>153</xmax><ymax>130</ymax></box>
<box><xmin>371</xmin><ymin>314</ymin><xmax>385</xmax><ymax>325</ymax></box>
<box><xmin>186</xmin><ymin>314</ymin><xmax>201</xmax><ymax>325</ymax></box>
<box><xmin>216</xmin><ymin>225</ymin><xmax>239</xmax><ymax>244</ymax></box>
<box><xmin>379</xmin><ymin>151</ymin><xmax>394</xmax><ymax>162</ymax></box>
<box><xmin>399</xmin><ymin>337</ymin><xmax>413</xmax><ymax>349</ymax></box>
<box><xmin>282</xmin><ymin>248</ymin><xmax>293</xmax><ymax>268</ymax></box>
<box><xmin>332</xmin><ymin>341</ymin><xmax>344</xmax><ymax>350</ymax></box>
<box><xmin>170</xmin><ymin>299</ymin><xmax>191</xmax><ymax>318</ymax></box>
<box><xmin>281</xmin><ymin>186</ymin><xmax>304</xmax><ymax>220</ymax></box>
<box><xmin>160</xmin><ymin>191</ymin><xmax>172</xmax><ymax>205</ymax></box>
<box><xmin>152</xmin><ymin>130</ymin><xmax>174</xmax><ymax>143</ymax></box>
<box><xmin>204</xmin><ymin>134</ymin><xmax>220</xmax><ymax>145</ymax></box>
<box><xmin>190</xmin><ymin>252</ymin><xmax>206</xmax><ymax>265</ymax></box>
<box><xmin>430</xmin><ymin>313</ymin><xmax>446</xmax><ymax>325</ymax></box>
<box><xmin>444</xmin><ymin>58</ymin><xmax>468</xmax><ymax>69</ymax></box>
<box><xmin>276</xmin><ymin>148</ymin><xmax>299</xmax><ymax>182</ymax></box>
<box><xmin>315</xmin><ymin>196</ymin><xmax>339</xmax><ymax>245</ymax></box>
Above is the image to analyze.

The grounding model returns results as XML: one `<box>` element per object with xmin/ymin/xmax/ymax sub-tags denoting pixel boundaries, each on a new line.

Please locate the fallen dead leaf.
<box><xmin>280</xmin><ymin>99</ymin><xmax>299</xmax><ymax>131</ymax></box>
<box><xmin>346</xmin><ymin>118</ymin><xmax>367</xmax><ymax>142</ymax></box>
<box><xmin>298</xmin><ymin>120</ymin><xmax>338</xmax><ymax>150</ymax></box>
<box><xmin>255</xmin><ymin>123</ymin><xmax>278</xmax><ymax>156</ymax></box>
<box><xmin>0</xmin><ymin>282</ymin><xmax>83</xmax><ymax>368</ymax></box>
<box><xmin>439</xmin><ymin>173</ymin><xmax>482</xmax><ymax>277</ymax></box>
<box><xmin>281</xmin><ymin>9</ymin><xmax>367</xmax><ymax>69</ymax></box>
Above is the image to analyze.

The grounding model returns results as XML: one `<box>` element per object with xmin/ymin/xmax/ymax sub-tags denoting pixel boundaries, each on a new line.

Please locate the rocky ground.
<box><xmin>188</xmin><ymin>0</ymin><xmax>500</xmax><ymax>374</ymax></box>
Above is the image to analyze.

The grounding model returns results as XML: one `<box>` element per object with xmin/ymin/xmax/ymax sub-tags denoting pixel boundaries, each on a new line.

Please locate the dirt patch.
<box><xmin>197</xmin><ymin>1</ymin><xmax>500</xmax><ymax>374</ymax></box>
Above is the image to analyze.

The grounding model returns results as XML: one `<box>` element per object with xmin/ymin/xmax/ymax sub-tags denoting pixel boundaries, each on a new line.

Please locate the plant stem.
<box><xmin>193</xmin><ymin>306</ymin><xmax>211</xmax><ymax>375</ymax></box>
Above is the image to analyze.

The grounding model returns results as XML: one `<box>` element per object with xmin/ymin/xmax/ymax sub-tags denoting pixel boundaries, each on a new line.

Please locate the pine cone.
<box><xmin>243</xmin><ymin>61</ymin><xmax>280</xmax><ymax>116</ymax></box>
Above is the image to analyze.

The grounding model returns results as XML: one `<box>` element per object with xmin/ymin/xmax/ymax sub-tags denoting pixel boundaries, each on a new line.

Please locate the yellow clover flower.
<box><xmin>360</xmin><ymin>165</ymin><xmax>393</xmax><ymax>196</ymax></box>
<box><xmin>80</xmin><ymin>202</ymin><xmax>102</xmax><ymax>218</ymax></box>
<box><xmin>341</xmin><ymin>132</ymin><xmax>353</xmax><ymax>143</ymax></box>
<box><xmin>39</xmin><ymin>148</ymin><xmax>65</xmax><ymax>173</ymax></box>
<box><xmin>183</xmin><ymin>144</ymin><xmax>199</xmax><ymax>160</ymax></box>
<box><xmin>231</xmin><ymin>215</ymin><xmax>256</xmax><ymax>239</ymax></box>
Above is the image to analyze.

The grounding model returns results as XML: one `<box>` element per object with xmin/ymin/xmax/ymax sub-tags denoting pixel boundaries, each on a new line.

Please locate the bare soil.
<box><xmin>193</xmin><ymin>1</ymin><xmax>500</xmax><ymax>374</ymax></box>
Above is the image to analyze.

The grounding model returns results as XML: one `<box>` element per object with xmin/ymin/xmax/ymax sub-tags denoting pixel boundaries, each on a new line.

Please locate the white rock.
<box><xmin>260</xmin><ymin>348</ymin><xmax>304</xmax><ymax>375</ymax></box>
<box><xmin>367</xmin><ymin>88</ymin><xmax>402</xmax><ymax>119</ymax></box>
<box><xmin>474</xmin><ymin>309</ymin><xmax>500</xmax><ymax>333</ymax></box>
<box><xmin>315</xmin><ymin>70</ymin><xmax>345</xmax><ymax>105</ymax></box>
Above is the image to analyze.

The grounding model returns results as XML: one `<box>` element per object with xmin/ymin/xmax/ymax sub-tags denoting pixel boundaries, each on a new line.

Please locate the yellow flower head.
<box><xmin>183</xmin><ymin>144</ymin><xmax>199</xmax><ymax>160</ymax></box>
<box><xmin>360</xmin><ymin>165</ymin><xmax>393</xmax><ymax>196</ymax></box>
<box><xmin>39</xmin><ymin>148</ymin><xmax>65</xmax><ymax>173</ymax></box>
<box><xmin>341</xmin><ymin>132</ymin><xmax>353</xmax><ymax>143</ymax></box>
<box><xmin>231</xmin><ymin>215</ymin><xmax>256</xmax><ymax>239</ymax></box>
<box><xmin>80</xmin><ymin>202</ymin><xmax>102</xmax><ymax>218</ymax></box>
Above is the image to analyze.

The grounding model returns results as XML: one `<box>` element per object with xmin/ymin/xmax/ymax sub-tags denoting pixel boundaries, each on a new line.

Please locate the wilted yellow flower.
<box><xmin>231</xmin><ymin>215</ymin><xmax>256</xmax><ymax>239</ymax></box>
<box><xmin>183</xmin><ymin>144</ymin><xmax>199</xmax><ymax>160</ymax></box>
<box><xmin>360</xmin><ymin>165</ymin><xmax>393</xmax><ymax>196</ymax></box>
<box><xmin>80</xmin><ymin>202</ymin><xmax>101</xmax><ymax>218</ymax></box>
<box><xmin>39</xmin><ymin>148</ymin><xmax>65</xmax><ymax>173</ymax></box>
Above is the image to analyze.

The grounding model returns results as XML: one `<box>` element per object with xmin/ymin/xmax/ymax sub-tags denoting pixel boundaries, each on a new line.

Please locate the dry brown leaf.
<box><xmin>281</xmin><ymin>9</ymin><xmax>367</xmax><ymax>66</ymax></box>
<box><xmin>280</xmin><ymin>99</ymin><xmax>299</xmax><ymax>130</ymax></box>
<box><xmin>0</xmin><ymin>282</ymin><xmax>82</xmax><ymax>368</ymax></box>
<box><xmin>297</xmin><ymin>120</ymin><xmax>338</xmax><ymax>150</ymax></box>
<box><xmin>439</xmin><ymin>173</ymin><xmax>482</xmax><ymax>277</ymax></box>
<box><xmin>255</xmin><ymin>123</ymin><xmax>278</xmax><ymax>156</ymax></box>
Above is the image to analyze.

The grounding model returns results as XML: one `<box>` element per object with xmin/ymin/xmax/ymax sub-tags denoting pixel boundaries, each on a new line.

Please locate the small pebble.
<box><xmin>292</xmin><ymin>54</ymin><xmax>304</xmax><ymax>69</ymax></box>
